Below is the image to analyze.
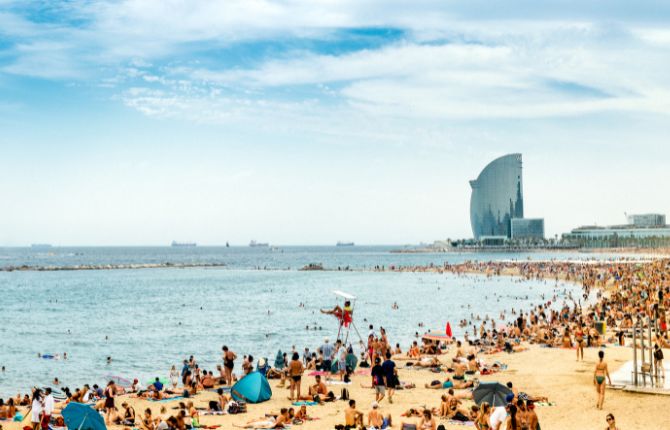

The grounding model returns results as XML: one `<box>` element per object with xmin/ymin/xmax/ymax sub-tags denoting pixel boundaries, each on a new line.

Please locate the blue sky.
<box><xmin>1</xmin><ymin>1</ymin><xmax>670</xmax><ymax>245</ymax></box>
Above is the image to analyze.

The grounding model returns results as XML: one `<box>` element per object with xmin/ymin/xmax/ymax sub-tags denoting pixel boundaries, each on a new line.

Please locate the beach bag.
<box><xmin>227</xmin><ymin>401</ymin><xmax>241</xmax><ymax>414</ymax></box>
<box><xmin>340</xmin><ymin>388</ymin><xmax>349</xmax><ymax>400</ymax></box>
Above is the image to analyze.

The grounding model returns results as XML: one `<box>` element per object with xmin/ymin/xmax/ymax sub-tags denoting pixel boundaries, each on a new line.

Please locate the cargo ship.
<box><xmin>171</xmin><ymin>241</ymin><xmax>197</xmax><ymax>247</ymax></box>
<box><xmin>336</xmin><ymin>241</ymin><xmax>355</xmax><ymax>247</ymax></box>
<box><xmin>249</xmin><ymin>240</ymin><xmax>269</xmax><ymax>247</ymax></box>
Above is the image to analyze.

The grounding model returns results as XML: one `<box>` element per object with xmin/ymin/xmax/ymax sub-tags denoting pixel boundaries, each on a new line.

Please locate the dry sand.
<box><xmin>5</xmin><ymin>344</ymin><xmax>669</xmax><ymax>430</ymax></box>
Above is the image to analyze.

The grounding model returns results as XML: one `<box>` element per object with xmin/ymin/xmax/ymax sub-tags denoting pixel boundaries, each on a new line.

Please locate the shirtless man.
<box><xmin>452</xmin><ymin>361</ymin><xmax>467</xmax><ymax>380</ymax></box>
<box><xmin>453</xmin><ymin>341</ymin><xmax>465</xmax><ymax>362</ymax></box>
<box><xmin>344</xmin><ymin>400</ymin><xmax>364</xmax><ymax>429</ymax></box>
<box><xmin>367</xmin><ymin>402</ymin><xmax>386</xmax><ymax>429</ymax></box>
<box><xmin>298</xmin><ymin>375</ymin><xmax>327</xmax><ymax>402</ymax></box>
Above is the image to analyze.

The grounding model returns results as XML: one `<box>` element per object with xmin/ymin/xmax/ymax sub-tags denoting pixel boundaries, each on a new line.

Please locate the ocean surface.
<box><xmin>0</xmin><ymin>246</ymin><xmax>616</xmax><ymax>397</ymax></box>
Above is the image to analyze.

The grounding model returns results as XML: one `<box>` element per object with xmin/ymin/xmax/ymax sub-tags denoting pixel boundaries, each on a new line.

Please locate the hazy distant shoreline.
<box><xmin>0</xmin><ymin>262</ymin><xmax>227</xmax><ymax>272</ymax></box>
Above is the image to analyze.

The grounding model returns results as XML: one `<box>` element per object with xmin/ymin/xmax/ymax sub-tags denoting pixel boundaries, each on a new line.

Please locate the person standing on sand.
<box><xmin>575</xmin><ymin>324</ymin><xmax>585</xmax><ymax>361</ymax></box>
<box><xmin>336</xmin><ymin>340</ymin><xmax>347</xmax><ymax>381</ymax></box>
<box><xmin>488</xmin><ymin>405</ymin><xmax>506</xmax><ymax>430</ymax></box>
<box><xmin>222</xmin><ymin>346</ymin><xmax>236</xmax><ymax>386</ymax></box>
<box><xmin>288</xmin><ymin>352</ymin><xmax>304</xmax><ymax>401</ymax></box>
<box><xmin>30</xmin><ymin>389</ymin><xmax>43</xmax><ymax>430</ymax></box>
<box><xmin>41</xmin><ymin>388</ymin><xmax>54</xmax><ymax>430</ymax></box>
<box><xmin>594</xmin><ymin>350</ymin><xmax>611</xmax><ymax>410</ymax></box>
<box><xmin>170</xmin><ymin>365</ymin><xmax>179</xmax><ymax>389</ymax></box>
<box><xmin>654</xmin><ymin>343</ymin><xmax>665</xmax><ymax>380</ymax></box>
<box><xmin>321</xmin><ymin>337</ymin><xmax>334</xmax><ymax>372</ymax></box>
<box><xmin>104</xmin><ymin>381</ymin><xmax>116</xmax><ymax>425</ymax></box>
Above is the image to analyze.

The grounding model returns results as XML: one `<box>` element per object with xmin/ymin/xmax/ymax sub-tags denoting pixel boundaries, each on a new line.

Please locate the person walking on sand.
<box><xmin>381</xmin><ymin>351</ymin><xmax>397</xmax><ymax>404</ymax></box>
<box><xmin>371</xmin><ymin>357</ymin><xmax>385</xmax><ymax>403</ymax></box>
<box><xmin>222</xmin><ymin>346</ymin><xmax>237</xmax><ymax>386</ymax></box>
<box><xmin>594</xmin><ymin>350</ymin><xmax>611</xmax><ymax>410</ymax></box>
<box><xmin>288</xmin><ymin>352</ymin><xmax>304</xmax><ymax>401</ymax></box>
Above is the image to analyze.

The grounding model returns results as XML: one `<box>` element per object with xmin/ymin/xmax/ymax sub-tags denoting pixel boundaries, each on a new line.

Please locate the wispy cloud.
<box><xmin>1</xmin><ymin>1</ymin><xmax>670</xmax><ymax>122</ymax></box>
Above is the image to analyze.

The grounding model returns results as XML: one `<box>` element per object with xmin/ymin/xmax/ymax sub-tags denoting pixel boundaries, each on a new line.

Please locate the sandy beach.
<box><xmin>3</xmin><ymin>342</ymin><xmax>668</xmax><ymax>430</ymax></box>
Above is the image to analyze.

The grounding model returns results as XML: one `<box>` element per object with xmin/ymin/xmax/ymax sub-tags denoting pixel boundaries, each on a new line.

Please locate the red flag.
<box><xmin>445</xmin><ymin>322</ymin><xmax>453</xmax><ymax>338</ymax></box>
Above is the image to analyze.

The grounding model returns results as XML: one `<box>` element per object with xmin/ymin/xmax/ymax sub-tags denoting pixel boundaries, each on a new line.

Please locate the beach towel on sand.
<box><xmin>292</xmin><ymin>401</ymin><xmax>318</xmax><ymax>406</ymax></box>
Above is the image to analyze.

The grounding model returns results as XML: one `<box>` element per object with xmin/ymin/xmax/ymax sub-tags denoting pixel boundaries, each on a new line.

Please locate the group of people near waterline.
<box><xmin>1</xmin><ymin>257</ymin><xmax>669</xmax><ymax>430</ymax></box>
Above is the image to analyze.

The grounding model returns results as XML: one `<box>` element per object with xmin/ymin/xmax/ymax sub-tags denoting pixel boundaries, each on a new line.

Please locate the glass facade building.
<box><xmin>511</xmin><ymin>218</ymin><xmax>545</xmax><ymax>240</ymax></box>
<box><xmin>470</xmin><ymin>153</ymin><xmax>524</xmax><ymax>239</ymax></box>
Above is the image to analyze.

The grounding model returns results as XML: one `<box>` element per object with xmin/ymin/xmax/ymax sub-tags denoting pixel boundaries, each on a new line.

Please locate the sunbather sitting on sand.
<box><xmin>367</xmin><ymin>401</ymin><xmax>391</xmax><ymax>429</ymax></box>
<box><xmin>407</xmin><ymin>341</ymin><xmax>420</xmax><ymax>358</ymax></box>
<box><xmin>297</xmin><ymin>375</ymin><xmax>328</xmax><ymax>403</ymax></box>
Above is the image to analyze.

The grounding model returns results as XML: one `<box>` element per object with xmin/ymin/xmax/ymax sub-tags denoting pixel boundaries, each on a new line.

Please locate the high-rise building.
<box><xmin>469</xmin><ymin>153</ymin><xmax>524</xmax><ymax>239</ymax></box>
<box><xmin>511</xmin><ymin>218</ymin><xmax>545</xmax><ymax>240</ymax></box>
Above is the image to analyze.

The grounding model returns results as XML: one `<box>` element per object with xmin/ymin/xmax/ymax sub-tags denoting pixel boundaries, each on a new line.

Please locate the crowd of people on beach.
<box><xmin>1</xmin><ymin>258</ymin><xmax>668</xmax><ymax>430</ymax></box>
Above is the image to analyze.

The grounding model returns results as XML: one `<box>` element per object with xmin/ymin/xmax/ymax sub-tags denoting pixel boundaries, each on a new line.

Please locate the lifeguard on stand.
<box><xmin>321</xmin><ymin>300</ymin><xmax>353</xmax><ymax>328</ymax></box>
<box><xmin>321</xmin><ymin>290</ymin><xmax>364</xmax><ymax>346</ymax></box>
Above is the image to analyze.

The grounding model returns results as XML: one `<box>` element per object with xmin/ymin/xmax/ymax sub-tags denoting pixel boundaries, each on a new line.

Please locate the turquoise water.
<box><xmin>0</xmin><ymin>247</ymin><xmax>600</xmax><ymax>397</ymax></box>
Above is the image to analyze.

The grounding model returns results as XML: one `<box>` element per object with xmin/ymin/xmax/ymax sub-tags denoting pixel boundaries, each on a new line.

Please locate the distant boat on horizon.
<box><xmin>336</xmin><ymin>241</ymin><xmax>355</xmax><ymax>247</ymax></box>
<box><xmin>171</xmin><ymin>241</ymin><xmax>197</xmax><ymax>247</ymax></box>
<box><xmin>249</xmin><ymin>240</ymin><xmax>269</xmax><ymax>247</ymax></box>
<box><xmin>226</xmin><ymin>241</ymin><xmax>230</xmax><ymax>247</ymax></box>
<box><xmin>31</xmin><ymin>243</ymin><xmax>53</xmax><ymax>249</ymax></box>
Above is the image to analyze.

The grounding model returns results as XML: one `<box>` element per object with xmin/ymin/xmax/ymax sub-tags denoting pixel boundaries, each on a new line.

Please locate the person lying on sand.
<box><xmin>506</xmin><ymin>382</ymin><xmax>549</xmax><ymax>403</ymax></box>
<box><xmin>424</xmin><ymin>377</ymin><xmax>475</xmax><ymax>390</ymax></box>
<box><xmin>294</xmin><ymin>405</ymin><xmax>311</xmax><ymax>421</ymax></box>
<box><xmin>235</xmin><ymin>408</ymin><xmax>290</xmax><ymax>429</ymax></box>
<box><xmin>405</xmin><ymin>356</ymin><xmax>441</xmax><ymax>368</ymax></box>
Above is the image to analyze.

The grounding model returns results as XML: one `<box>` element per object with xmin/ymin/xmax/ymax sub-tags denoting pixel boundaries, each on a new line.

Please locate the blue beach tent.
<box><xmin>62</xmin><ymin>402</ymin><xmax>107</xmax><ymax>430</ymax></box>
<box><xmin>231</xmin><ymin>371</ymin><xmax>272</xmax><ymax>404</ymax></box>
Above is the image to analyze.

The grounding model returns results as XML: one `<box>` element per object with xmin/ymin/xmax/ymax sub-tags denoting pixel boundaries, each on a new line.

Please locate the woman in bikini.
<box><xmin>288</xmin><ymin>352</ymin><xmax>304</xmax><ymax>401</ymax></box>
<box><xmin>575</xmin><ymin>324</ymin><xmax>585</xmax><ymax>361</ymax></box>
<box><xmin>594</xmin><ymin>350</ymin><xmax>611</xmax><ymax>410</ymax></box>
<box><xmin>418</xmin><ymin>409</ymin><xmax>436</xmax><ymax>430</ymax></box>
<box><xmin>475</xmin><ymin>402</ymin><xmax>491</xmax><ymax>430</ymax></box>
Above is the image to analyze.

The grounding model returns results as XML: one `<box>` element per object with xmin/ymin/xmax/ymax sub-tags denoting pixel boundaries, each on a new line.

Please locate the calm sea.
<box><xmin>0</xmin><ymin>246</ymin><xmax>616</xmax><ymax>397</ymax></box>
